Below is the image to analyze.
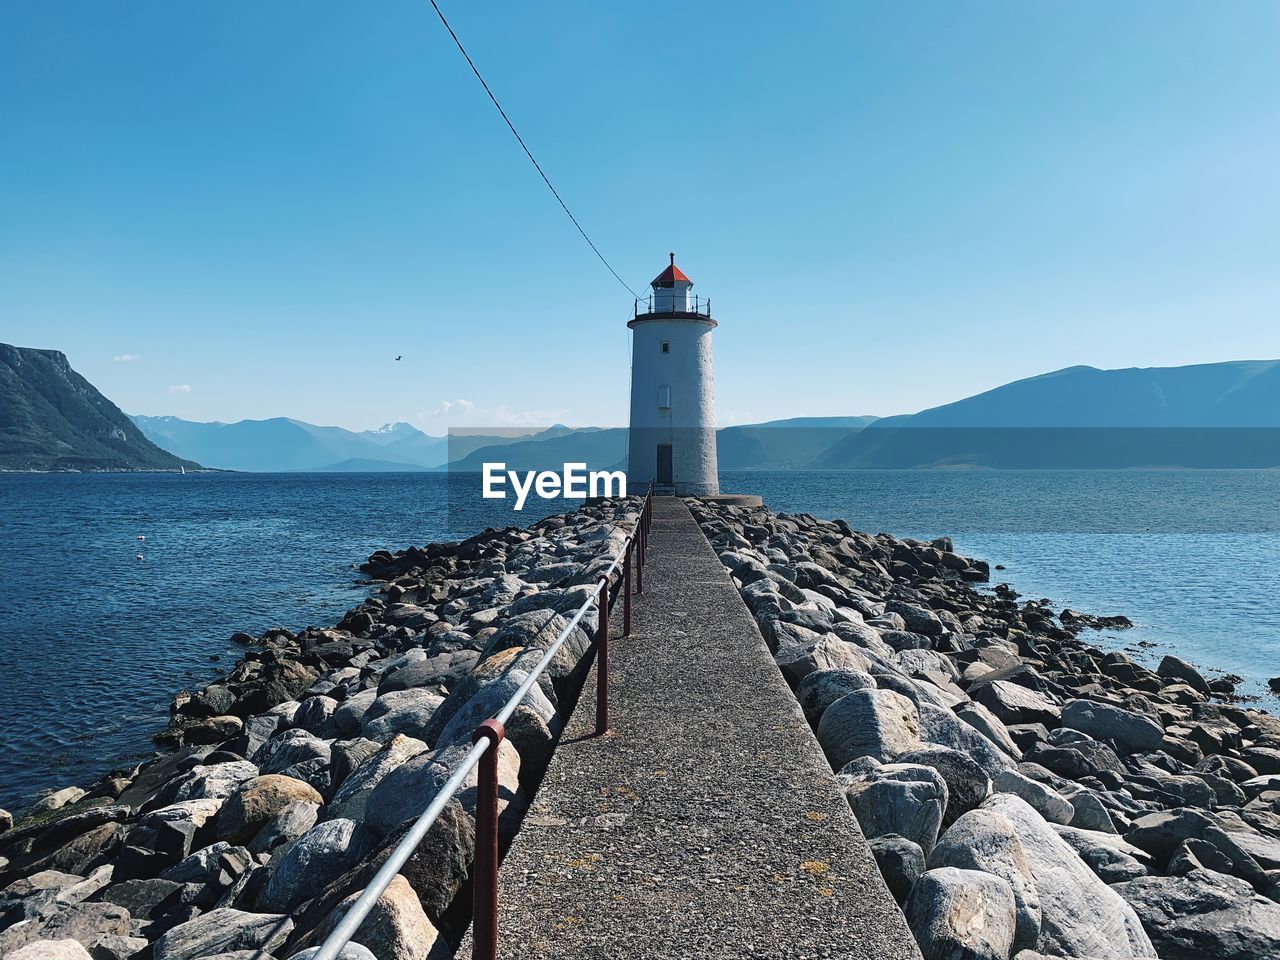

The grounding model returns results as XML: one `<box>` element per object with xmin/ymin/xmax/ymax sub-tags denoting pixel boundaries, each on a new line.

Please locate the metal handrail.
<box><xmin>307</xmin><ymin>486</ymin><xmax>654</xmax><ymax>960</ymax></box>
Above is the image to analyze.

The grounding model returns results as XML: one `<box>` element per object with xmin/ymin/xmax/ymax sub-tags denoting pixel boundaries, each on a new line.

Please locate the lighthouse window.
<box><xmin>658</xmin><ymin>385</ymin><xmax>671</xmax><ymax>409</ymax></box>
<box><xmin>660</xmin><ymin>340</ymin><xmax>670</xmax><ymax>354</ymax></box>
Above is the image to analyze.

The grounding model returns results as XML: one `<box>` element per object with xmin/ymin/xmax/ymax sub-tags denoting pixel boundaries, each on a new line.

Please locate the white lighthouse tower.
<box><xmin>627</xmin><ymin>254</ymin><xmax>719</xmax><ymax>496</ymax></box>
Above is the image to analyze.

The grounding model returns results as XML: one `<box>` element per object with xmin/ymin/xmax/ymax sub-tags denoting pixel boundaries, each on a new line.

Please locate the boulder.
<box><xmin>293</xmin><ymin>696</ymin><xmax>340</xmax><ymax>738</ymax></box>
<box><xmin>992</xmin><ymin>769</ymin><xmax>1075</xmax><ymax>826</ymax></box>
<box><xmin>0</xmin><ymin>902</ymin><xmax>132</xmax><ymax>956</ymax></box>
<box><xmin>899</xmin><ymin>745</ymin><xmax>991</xmax><ymax>829</ymax></box>
<box><xmin>775</xmin><ymin>634</ymin><xmax>868</xmax><ymax>688</ymax></box>
<box><xmin>1052</xmin><ymin>825</ymin><xmax>1151</xmax><ymax>883</ymax></box>
<box><xmin>884</xmin><ymin>600</ymin><xmax>945</xmax><ymax>637</ymax></box>
<box><xmin>259</xmin><ymin>818</ymin><xmax>364</xmax><ymax>913</ymax></box>
<box><xmin>326</xmin><ymin>735</ymin><xmax>429</xmax><ymax>823</ymax></box>
<box><xmin>1157</xmin><ymin>655</ymin><xmax>1211</xmax><ymax>695</ymax></box>
<box><xmin>1061</xmin><ymin>700</ymin><xmax>1164</xmax><ymax>752</ymax></box>
<box><xmin>817</xmin><ymin>689</ymin><xmax>922</xmax><ymax>770</ymax></box>
<box><xmin>904</xmin><ymin>866</ymin><xmax>1017</xmax><ymax>960</ymax></box>
<box><xmin>838</xmin><ymin>759</ymin><xmax>948</xmax><ymax>854</ymax></box>
<box><xmin>955</xmin><ymin>702</ymin><xmax>1022</xmax><ymax>759</ymax></box>
<box><xmin>216</xmin><ymin>775</ymin><xmax>323</xmax><ymax>845</ymax></box>
<box><xmin>310</xmin><ymin>874</ymin><xmax>437</xmax><ymax>960</ymax></box>
<box><xmin>929</xmin><ymin>808</ymin><xmax>1042</xmax><ymax>951</ymax></box>
<box><xmin>793</xmin><ymin>669</ymin><xmax>877</xmax><ymax>728</ymax></box>
<box><xmin>983</xmin><ymin>793</ymin><xmax>1156</xmax><ymax>958</ymax></box>
<box><xmin>868</xmin><ymin>834</ymin><xmax>925</xmax><ymax>905</ymax></box>
<box><xmin>363</xmin><ymin>741</ymin><xmax>520</xmax><ymax>839</ymax></box>
<box><xmin>256</xmin><ymin>729</ymin><xmax>332</xmax><ymax>774</ymax></box>
<box><xmin>972</xmin><ymin>681</ymin><xmax>1061</xmax><ymax>727</ymax></box>
<box><xmin>361</xmin><ymin>689</ymin><xmax>447</xmax><ymax>743</ymax></box>
<box><xmin>249</xmin><ymin>800</ymin><xmax>320</xmax><ymax>855</ymax></box>
<box><xmin>152</xmin><ymin>908</ymin><xmax>293</xmax><ymax>960</ymax></box>
<box><xmin>1113</xmin><ymin>869</ymin><xmax>1280</xmax><ymax>960</ymax></box>
<box><xmin>160</xmin><ymin>760</ymin><xmax>259</xmax><ymax>805</ymax></box>
<box><xmin>332</xmin><ymin>690</ymin><xmax>378</xmax><ymax>737</ymax></box>
<box><xmin>918</xmin><ymin>702</ymin><xmax>1016</xmax><ymax>778</ymax></box>
<box><xmin>1025</xmin><ymin>741</ymin><xmax>1125</xmax><ymax>780</ymax></box>
<box><xmin>5</xmin><ymin>942</ymin><xmax>94</xmax><ymax>960</ymax></box>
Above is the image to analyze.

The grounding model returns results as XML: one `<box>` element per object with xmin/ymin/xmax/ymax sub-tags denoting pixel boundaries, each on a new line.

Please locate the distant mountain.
<box><xmin>718</xmin><ymin>416</ymin><xmax>879</xmax><ymax>469</ymax></box>
<box><xmin>131</xmin><ymin>416</ymin><xmax>555</xmax><ymax>472</ymax></box>
<box><xmin>817</xmin><ymin>361</ymin><xmax>1280</xmax><ymax>468</ymax></box>
<box><xmin>311</xmin><ymin>457</ymin><xmax>433</xmax><ymax>472</ymax></box>
<box><xmin>0</xmin><ymin>344</ymin><xmax>201</xmax><ymax>472</ymax></box>
<box><xmin>448</xmin><ymin>428</ymin><xmax>629</xmax><ymax>474</ymax></box>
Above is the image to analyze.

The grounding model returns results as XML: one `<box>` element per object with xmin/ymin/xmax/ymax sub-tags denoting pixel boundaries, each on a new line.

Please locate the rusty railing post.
<box><xmin>636</xmin><ymin>525</ymin><xmax>644</xmax><ymax>596</ymax></box>
<box><xmin>623</xmin><ymin>541</ymin><xmax>632</xmax><ymax>637</ymax></box>
<box><xmin>596</xmin><ymin>574</ymin><xmax>609</xmax><ymax>735</ymax></box>
<box><xmin>471</xmin><ymin>719</ymin><xmax>506</xmax><ymax>960</ymax></box>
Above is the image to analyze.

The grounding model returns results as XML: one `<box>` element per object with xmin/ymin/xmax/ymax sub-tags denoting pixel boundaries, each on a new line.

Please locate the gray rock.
<box><xmin>1061</xmin><ymin>699</ymin><xmax>1164</xmax><ymax>752</ymax></box>
<box><xmin>309</xmin><ymin>874</ymin><xmax>436</xmax><ymax>960</ymax></box>
<box><xmin>899</xmin><ymin>745</ymin><xmax>992</xmax><ymax>829</ymax></box>
<box><xmin>0</xmin><ymin>902</ymin><xmax>132</xmax><ymax>957</ymax></box>
<box><xmin>775</xmin><ymin>633</ymin><xmax>868</xmax><ymax>688</ymax></box>
<box><xmin>817</xmin><ymin>688</ymin><xmax>922</xmax><ymax>770</ymax></box>
<box><xmin>839</xmin><ymin>759</ymin><xmax>948</xmax><ymax>854</ymax></box>
<box><xmin>983</xmin><ymin>793</ymin><xmax>1156</xmax><ymax>958</ymax></box>
<box><xmin>361</xmin><ymin>689</ymin><xmax>447</xmax><ymax>743</ymax></box>
<box><xmin>2</xmin><ymin>871</ymin><xmax>104</xmax><ymax>925</ymax></box>
<box><xmin>884</xmin><ymin>600</ymin><xmax>945</xmax><ymax>636</ymax></box>
<box><xmin>98</xmin><ymin>877</ymin><xmax>185</xmax><ymax>926</ymax></box>
<box><xmin>363</xmin><ymin>740</ymin><xmax>520</xmax><ymax>838</ymax></box>
<box><xmin>793</xmin><ymin>669</ymin><xmax>877</xmax><ymax>728</ymax></box>
<box><xmin>1052</xmin><ymin>825</ymin><xmax>1152</xmax><ymax>883</ymax></box>
<box><xmin>215</xmin><ymin>775</ymin><xmax>323</xmax><ymax>845</ymax></box>
<box><xmin>293</xmin><ymin>696</ymin><xmax>340</xmax><ymax>738</ymax></box>
<box><xmin>1025</xmin><ymin>740</ymin><xmax>1126</xmax><ymax>780</ymax></box>
<box><xmin>918</xmin><ymin>702</ymin><xmax>1016</xmax><ymax>778</ymax></box>
<box><xmin>1064</xmin><ymin>789</ymin><xmax>1116</xmax><ymax>834</ymax></box>
<box><xmin>256</xmin><ymin>729</ymin><xmax>331</xmax><ymax>774</ymax></box>
<box><xmin>1113</xmin><ymin>869</ymin><xmax>1280</xmax><ymax>960</ymax></box>
<box><xmin>5</xmin><ymin>942</ymin><xmax>94</xmax><ymax>960</ymax></box>
<box><xmin>929</xmin><ymin>808</ymin><xmax>1042</xmax><ymax>950</ymax></box>
<box><xmin>904</xmin><ymin>866</ymin><xmax>1017</xmax><ymax>960</ymax></box>
<box><xmin>163</xmin><ymin>760</ymin><xmax>259</xmax><ymax>804</ymax></box>
<box><xmin>152</xmin><ymin>908</ymin><xmax>293</xmax><ymax>960</ymax></box>
<box><xmin>1157</xmin><ymin>655</ymin><xmax>1211</xmax><ymax>695</ymax></box>
<box><xmin>161</xmin><ymin>842</ymin><xmax>254</xmax><ymax>891</ymax></box>
<box><xmin>432</xmin><ymin>666</ymin><xmax>558</xmax><ymax>748</ymax></box>
<box><xmin>259</xmin><ymin>819</ymin><xmax>363</xmax><ymax>912</ymax></box>
<box><xmin>248</xmin><ymin>800</ymin><xmax>320</xmax><ymax>855</ymax></box>
<box><xmin>332</xmin><ymin>690</ymin><xmax>378</xmax><ymax>737</ymax></box>
<box><xmin>90</xmin><ymin>934</ymin><xmax>149</xmax><ymax>960</ymax></box>
<box><xmin>326</xmin><ymin>734</ymin><xmax>429</xmax><ymax>823</ymax></box>
<box><xmin>972</xmin><ymin>680</ymin><xmax>1061</xmax><ymax>726</ymax></box>
<box><xmin>955</xmin><ymin>701</ymin><xmax>1022</xmax><ymax>759</ymax></box>
<box><xmin>868</xmin><ymin>834</ymin><xmax>925</xmax><ymax>905</ymax></box>
<box><xmin>992</xmin><ymin>769</ymin><xmax>1075</xmax><ymax>826</ymax></box>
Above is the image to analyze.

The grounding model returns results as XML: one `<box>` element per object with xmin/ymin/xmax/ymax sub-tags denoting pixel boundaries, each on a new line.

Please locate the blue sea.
<box><xmin>1</xmin><ymin>469</ymin><xmax>1277</xmax><ymax>811</ymax></box>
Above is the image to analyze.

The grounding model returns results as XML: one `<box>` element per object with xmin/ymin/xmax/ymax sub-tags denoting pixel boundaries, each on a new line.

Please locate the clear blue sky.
<box><xmin>2</xmin><ymin>1</ymin><xmax>1278</xmax><ymax>431</ymax></box>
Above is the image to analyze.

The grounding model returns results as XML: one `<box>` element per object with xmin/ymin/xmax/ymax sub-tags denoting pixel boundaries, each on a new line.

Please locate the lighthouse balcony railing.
<box><xmin>633</xmin><ymin>294</ymin><xmax>712</xmax><ymax>319</ymax></box>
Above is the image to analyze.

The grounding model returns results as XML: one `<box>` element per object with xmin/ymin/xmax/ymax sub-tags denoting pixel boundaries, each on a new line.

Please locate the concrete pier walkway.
<box><xmin>463</xmin><ymin>497</ymin><xmax>921</xmax><ymax>959</ymax></box>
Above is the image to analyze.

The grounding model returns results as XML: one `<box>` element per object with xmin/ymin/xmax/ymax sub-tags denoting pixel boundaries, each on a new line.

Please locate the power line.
<box><xmin>426</xmin><ymin>0</ymin><xmax>641</xmax><ymax>299</ymax></box>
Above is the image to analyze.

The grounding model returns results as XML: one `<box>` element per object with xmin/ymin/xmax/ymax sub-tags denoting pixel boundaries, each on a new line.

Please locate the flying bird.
<box><xmin>394</xmin><ymin>355</ymin><xmax>403</xmax><ymax>361</ymax></box>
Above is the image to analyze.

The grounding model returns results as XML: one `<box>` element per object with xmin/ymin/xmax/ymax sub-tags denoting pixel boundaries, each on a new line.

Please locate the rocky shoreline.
<box><xmin>0</xmin><ymin>499</ymin><xmax>638</xmax><ymax>960</ymax></box>
<box><xmin>3</xmin><ymin>495</ymin><xmax>1279</xmax><ymax>960</ymax></box>
<box><xmin>690</xmin><ymin>499</ymin><xmax>1280</xmax><ymax>960</ymax></box>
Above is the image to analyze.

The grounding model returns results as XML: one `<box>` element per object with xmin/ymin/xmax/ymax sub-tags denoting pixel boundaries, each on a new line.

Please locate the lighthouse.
<box><xmin>627</xmin><ymin>254</ymin><xmax>719</xmax><ymax>496</ymax></box>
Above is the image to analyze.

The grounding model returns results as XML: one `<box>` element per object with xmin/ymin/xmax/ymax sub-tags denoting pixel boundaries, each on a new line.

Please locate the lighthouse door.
<box><xmin>656</xmin><ymin>444</ymin><xmax>673</xmax><ymax>485</ymax></box>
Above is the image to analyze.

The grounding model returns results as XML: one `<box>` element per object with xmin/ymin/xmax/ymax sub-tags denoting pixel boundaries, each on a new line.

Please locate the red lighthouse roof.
<box><xmin>651</xmin><ymin>252</ymin><xmax>692</xmax><ymax>288</ymax></box>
